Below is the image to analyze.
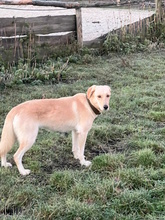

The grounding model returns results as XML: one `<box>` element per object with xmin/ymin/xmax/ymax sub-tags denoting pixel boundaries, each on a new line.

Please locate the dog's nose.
<box><xmin>104</xmin><ymin>105</ymin><xmax>108</xmax><ymax>110</ymax></box>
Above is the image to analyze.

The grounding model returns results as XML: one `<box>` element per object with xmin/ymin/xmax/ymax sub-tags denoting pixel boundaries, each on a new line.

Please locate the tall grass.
<box><xmin>0</xmin><ymin>49</ymin><xmax>165</xmax><ymax>219</ymax></box>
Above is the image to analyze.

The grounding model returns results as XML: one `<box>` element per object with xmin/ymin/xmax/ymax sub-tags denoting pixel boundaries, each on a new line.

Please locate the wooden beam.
<box><xmin>155</xmin><ymin>0</ymin><xmax>163</xmax><ymax>21</ymax></box>
<box><xmin>0</xmin><ymin>0</ymin><xmax>32</xmax><ymax>4</ymax></box>
<box><xmin>0</xmin><ymin>0</ymin><xmax>80</xmax><ymax>8</ymax></box>
<box><xmin>0</xmin><ymin>15</ymin><xmax>76</xmax><ymax>36</ymax></box>
<box><xmin>32</xmin><ymin>0</ymin><xmax>80</xmax><ymax>8</ymax></box>
<box><xmin>0</xmin><ymin>0</ymin><xmax>140</xmax><ymax>8</ymax></box>
<box><xmin>76</xmin><ymin>8</ymin><xmax>83</xmax><ymax>47</ymax></box>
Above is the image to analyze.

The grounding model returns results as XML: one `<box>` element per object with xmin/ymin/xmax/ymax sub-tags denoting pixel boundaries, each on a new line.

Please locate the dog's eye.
<box><xmin>98</xmin><ymin>95</ymin><xmax>102</xmax><ymax>98</ymax></box>
<box><xmin>107</xmin><ymin>95</ymin><xmax>110</xmax><ymax>98</ymax></box>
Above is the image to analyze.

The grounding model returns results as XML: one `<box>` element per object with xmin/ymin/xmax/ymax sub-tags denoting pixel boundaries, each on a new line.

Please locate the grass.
<box><xmin>0</xmin><ymin>49</ymin><xmax>165</xmax><ymax>219</ymax></box>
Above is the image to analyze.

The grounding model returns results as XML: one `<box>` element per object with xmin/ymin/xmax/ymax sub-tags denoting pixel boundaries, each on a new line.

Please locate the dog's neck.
<box><xmin>86</xmin><ymin>96</ymin><xmax>101</xmax><ymax>115</ymax></box>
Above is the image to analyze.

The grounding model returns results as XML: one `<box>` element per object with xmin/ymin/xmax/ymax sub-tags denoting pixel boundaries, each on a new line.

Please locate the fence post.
<box><xmin>155</xmin><ymin>0</ymin><xmax>163</xmax><ymax>21</ymax></box>
<box><xmin>76</xmin><ymin>8</ymin><xmax>83</xmax><ymax>47</ymax></box>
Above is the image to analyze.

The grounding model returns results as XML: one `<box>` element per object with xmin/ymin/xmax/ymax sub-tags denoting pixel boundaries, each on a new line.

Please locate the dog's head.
<box><xmin>87</xmin><ymin>85</ymin><xmax>111</xmax><ymax>114</ymax></box>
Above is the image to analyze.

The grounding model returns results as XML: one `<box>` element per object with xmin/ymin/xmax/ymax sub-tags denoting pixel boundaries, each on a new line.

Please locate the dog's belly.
<box><xmin>40</xmin><ymin>119</ymin><xmax>77</xmax><ymax>133</ymax></box>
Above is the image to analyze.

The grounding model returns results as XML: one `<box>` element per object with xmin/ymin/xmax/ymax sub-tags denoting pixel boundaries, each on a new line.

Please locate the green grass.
<box><xmin>0</xmin><ymin>50</ymin><xmax>165</xmax><ymax>219</ymax></box>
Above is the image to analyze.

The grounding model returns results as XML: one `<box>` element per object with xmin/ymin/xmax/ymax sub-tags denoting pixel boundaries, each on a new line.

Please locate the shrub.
<box><xmin>102</xmin><ymin>33</ymin><xmax>150</xmax><ymax>54</ymax></box>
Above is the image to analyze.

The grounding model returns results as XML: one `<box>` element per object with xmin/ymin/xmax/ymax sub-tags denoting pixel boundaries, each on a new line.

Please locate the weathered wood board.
<box><xmin>0</xmin><ymin>32</ymin><xmax>76</xmax><ymax>63</ymax></box>
<box><xmin>0</xmin><ymin>13</ymin><xmax>77</xmax><ymax>63</ymax></box>
<box><xmin>0</xmin><ymin>15</ymin><xmax>76</xmax><ymax>36</ymax></box>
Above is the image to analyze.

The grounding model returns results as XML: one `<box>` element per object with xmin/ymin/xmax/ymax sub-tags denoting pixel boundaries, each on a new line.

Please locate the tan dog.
<box><xmin>0</xmin><ymin>85</ymin><xmax>111</xmax><ymax>175</ymax></box>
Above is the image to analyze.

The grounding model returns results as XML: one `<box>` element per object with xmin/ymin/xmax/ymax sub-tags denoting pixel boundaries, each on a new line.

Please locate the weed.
<box><xmin>102</xmin><ymin>33</ymin><xmax>151</xmax><ymax>54</ymax></box>
<box><xmin>102</xmin><ymin>20</ymin><xmax>165</xmax><ymax>55</ymax></box>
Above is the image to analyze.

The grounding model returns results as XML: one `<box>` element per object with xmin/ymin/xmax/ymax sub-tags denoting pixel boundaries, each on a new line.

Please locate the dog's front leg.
<box><xmin>77</xmin><ymin>131</ymin><xmax>91</xmax><ymax>167</ymax></box>
<box><xmin>72</xmin><ymin>130</ymin><xmax>79</xmax><ymax>159</ymax></box>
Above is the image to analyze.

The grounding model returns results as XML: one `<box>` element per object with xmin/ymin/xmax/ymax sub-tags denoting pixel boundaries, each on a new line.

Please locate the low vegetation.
<box><xmin>0</xmin><ymin>47</ymin><xmax>165</xmax><ymax>219</ymax></box>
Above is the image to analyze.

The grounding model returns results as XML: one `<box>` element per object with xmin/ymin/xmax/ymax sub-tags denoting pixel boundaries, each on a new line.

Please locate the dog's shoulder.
<box><xmin>73</xmin><ymin>93</ymin><xmax>86</xmax><ymax>102</ymax></box>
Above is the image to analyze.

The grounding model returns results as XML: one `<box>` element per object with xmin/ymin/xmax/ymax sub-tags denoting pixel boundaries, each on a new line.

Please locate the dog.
<box><xmin>0</xmin><ymin>85</ymin><xmax>111</xmax><ymax>175</ymax></box>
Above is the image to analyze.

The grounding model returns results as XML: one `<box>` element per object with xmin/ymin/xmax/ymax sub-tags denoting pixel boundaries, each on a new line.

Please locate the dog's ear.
<box><xmin>108</xmin><ymin>86</ymin><xmax>111</xmax><ymax>93</ymax></box>
<box><xmin>87</xmin><ymin>85</ymin><xmax>96</xmax><ymax>99</ymax></box>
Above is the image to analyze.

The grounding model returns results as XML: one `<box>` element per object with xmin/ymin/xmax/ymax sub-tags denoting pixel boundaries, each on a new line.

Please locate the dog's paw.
<box><xmin>20</xmin><ymin>169</ymin><xmax>31</xmax><ymax>176</ymax></box>
<box><xmin>80</xmin><ymin>160</ymin><xmax>91</xmax><ymax>167</ymax></box>
<box><xmin>2</xmin><ymin>162</ymin><xmax>12</xmax><ymax>168</ymax></box>
<box><xmin>84</xmin><ymin>160</ymin><xmax>92</xmax><ymax>167</ymax></box>
<box><xmin>73</xmin><ymin>154</ymin><xmax>79</xmax><ymax>160</ymax></box>
<box><xmin>73</xmin><ymin>151</ymin><xmax>80</xmax><ymax>160</ymax></box>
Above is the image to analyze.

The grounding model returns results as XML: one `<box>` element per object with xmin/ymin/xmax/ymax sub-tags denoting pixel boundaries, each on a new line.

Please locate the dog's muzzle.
<box><xmin>103</xmin><ymin>105</ymin><xmax>109</xmax><ymax>110</ymax></box>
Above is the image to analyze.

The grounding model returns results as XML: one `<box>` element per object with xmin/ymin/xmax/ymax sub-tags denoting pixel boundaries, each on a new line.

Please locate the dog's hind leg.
<box><xmin>0</xmin><ymin>115</ymin><xmax>16</xmax><ymax>168</ymax></box>
<box><xmin>13</xmin><ymin>126</ymin><xmax>38</xmax><ymax>176</ymax></box>
<box><xmin>1</xmin><ymin>155</ymin><xmax>12</xmax><ymax>168</ymax></box>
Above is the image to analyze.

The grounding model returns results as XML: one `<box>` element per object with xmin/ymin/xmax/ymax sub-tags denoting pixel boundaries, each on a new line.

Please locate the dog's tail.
<box><xmin>0</xmin><ymin>113</ymin><xmax>16</xmax><ymax>157</ymax></box>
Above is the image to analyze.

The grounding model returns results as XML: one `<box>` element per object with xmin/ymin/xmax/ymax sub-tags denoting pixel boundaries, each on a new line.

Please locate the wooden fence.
<box><xmin>85</xmin><ymin>14</ymin><xmax>156</xmax><ymax>48</ymax></box>
<box><xmin>0</xmin><ymin>0</ymin><xmax>164</xmax><ymax>63</ymax></box>
<box><xmin>0</xmin><ymin>8</ymin><xmax>82</xmax><ymax>63</ymax></box>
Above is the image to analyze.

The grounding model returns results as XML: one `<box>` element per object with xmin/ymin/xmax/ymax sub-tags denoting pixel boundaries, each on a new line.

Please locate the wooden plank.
<box><xmin>156</xmin><ymin>0</ymin><xmax>163</xmax><ymax>20</ymax></box>
<box><xmin>0</xmin><ymin>0</ymin><xmax>32</xmax><ymax>4</ymax></box>
<box><xmin>0</xmin><ymin>0</ymin><xmax>80</xmax><ymax>8</ymax></box>
<box><xmin>0</xmin><ymin>15</ymin><xmax>76</xmax><ymax>36</ymax></box>
<box><xmin>0</xmin><ymin>32</ymin><xmax>76</xmax><ymax>63</ymax></box>
<box><xmin>35</xmin><ymin>32</ymin><xmax>75</xmax><ymax>45</ymax></box>
<box><xmin>76</xmin><ymin>8</ymin><xmax>83</xmax><ymax>47</ymax></box>
<box><xmin>0</xmin><ymin>32</ymin><xmax>75</xmax><ymax>46</ymax></box>
<box><xmin>1</xmin><ymin>0</ymin><xmax>154</xmax><ymax>8</ymax></box>
<box><xmin>32</xmin><ymin>0</ymin><xmax>80</xmax><ymax>8</ymax></box>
